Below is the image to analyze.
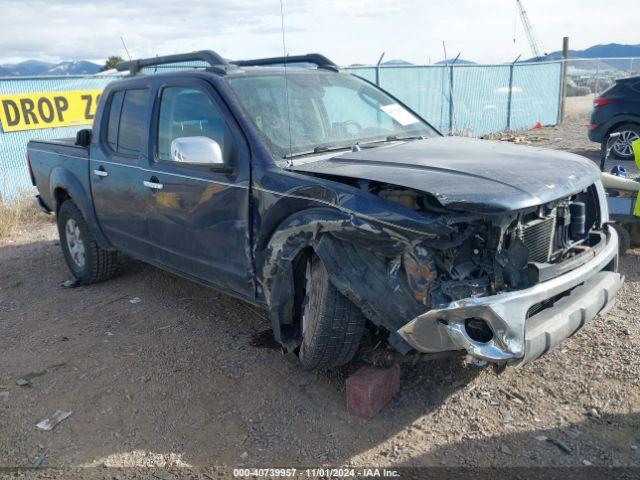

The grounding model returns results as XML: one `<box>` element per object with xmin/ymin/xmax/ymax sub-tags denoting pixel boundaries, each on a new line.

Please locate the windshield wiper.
<box><xmin>282</xmin><ymin>144</ymin><xmax>356</xmax><ymax>160</ymax></box>
<box><xmin>282</xmin><ymin>136</ymin><xmax>426</xmax><ymax>161</ymax></box>
<box><xmin>361</xmin><ymin>135</ymin><xmax>425</xmax><ymax>146</ymax></box>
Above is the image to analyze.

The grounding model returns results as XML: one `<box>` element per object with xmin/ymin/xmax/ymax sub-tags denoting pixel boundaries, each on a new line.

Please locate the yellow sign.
<box><xmin>633</xmin><ymin>138</ymin><xmax>640</xmax><ymax>170</ymax></box>
<box><xmin>0</xmin><ymin>89</ymin><xmax>102</xmax><ymax>132</ymax></box>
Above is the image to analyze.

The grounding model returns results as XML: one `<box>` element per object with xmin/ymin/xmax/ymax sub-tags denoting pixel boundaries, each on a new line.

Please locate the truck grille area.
<box><xmin>517</xmin><ymin>214</ymin><xmax>557</xmax><ymax>263</ymax></box>
<box><xmin>513</xmin><ymin>185</ymin><xmax>600</xmax><ymax>267</ymax></box>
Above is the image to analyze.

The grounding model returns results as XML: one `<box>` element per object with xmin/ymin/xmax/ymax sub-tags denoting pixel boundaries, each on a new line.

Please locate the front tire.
<box><xmin>298</xmin><ymin>254</ymin><xmax>366</xmax><ymax>370</ymax></box>
<box><xmin>57</xmin><ymin>200</ymin><xmax>118</xmax><ymax>284</ymax></box>
<box><xmin>604</xmin><ymin>124</ymin><xmax>640</xmax><ymax>160</ymax></box>
<box><xmin>613</xmin><ymin>223</ymin><xmax>631</xmax><ymax>255</ymax></box>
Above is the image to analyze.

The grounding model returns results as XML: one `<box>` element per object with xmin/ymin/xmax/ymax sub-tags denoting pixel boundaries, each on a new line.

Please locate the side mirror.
<box><xmin>75</xmin><ymin>129</ymin><xmax>92</xmax><ymax>147</ymax></box>
<box><xmin>170</xmin><ymin>136</ymin><xmax>223</xmax><ymax>166</ymax></box>
<box><xmin>633</xmin><ymin>138</ymin><xmax>640</xmax><ymax>170</ymax></box>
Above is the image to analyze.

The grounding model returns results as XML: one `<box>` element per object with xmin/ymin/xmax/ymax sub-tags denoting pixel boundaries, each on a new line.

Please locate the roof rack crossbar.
<box><xmin>115</xmin><ymin>50</ymin><xmax>231</xmax><ymax>75</ymax></box>
<box><xmin>233</xmin><ymin>53</ymin><xmax>339</xmax><ymax>71</ymax></box>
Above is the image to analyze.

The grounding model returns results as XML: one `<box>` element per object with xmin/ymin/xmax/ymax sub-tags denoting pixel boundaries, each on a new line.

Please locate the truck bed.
<box><xmin>28</xmin><ymin>138</ymin><xmax>89</xmax><ymax>213</ymax></box>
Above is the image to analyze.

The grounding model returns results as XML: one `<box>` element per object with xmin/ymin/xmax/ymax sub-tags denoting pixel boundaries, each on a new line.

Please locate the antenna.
<box><xmin>280</xmin><ymin>0</ymin><xmax>294</xmax><ymax>166</ymax></box>
<box><xmin>121</xmin><ymin>36</ymin><xmax>132</xmax><ymax>61</ymax></box>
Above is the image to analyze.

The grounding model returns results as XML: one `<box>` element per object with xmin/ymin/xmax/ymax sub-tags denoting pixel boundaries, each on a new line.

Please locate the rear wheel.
<box><xmin>57</xmin><ymin>200</ymin><xmax>118</xmax><ymax>284</ymax></box>
<box><xmin>604</xmin><ymin>124</ymin><xmax>640</xmax><ymax>160</ymax></box>
<box><xmin>298</xmin><ymin>254</ymin><xmax>366</xmax><ymax>370</ymax></box>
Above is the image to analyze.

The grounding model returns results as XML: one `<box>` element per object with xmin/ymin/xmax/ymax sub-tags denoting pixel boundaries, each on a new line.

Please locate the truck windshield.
<box><xmin>226</xmin><ymin>71</ymin><xmax>437</xmax><ymax>163</ymax></box>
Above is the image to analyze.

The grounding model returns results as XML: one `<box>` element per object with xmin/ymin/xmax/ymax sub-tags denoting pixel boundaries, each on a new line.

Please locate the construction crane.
<box><xmin>514</xmin><ymin>0</ymin><xmax>545</xmax><ymax>60</ymax></box>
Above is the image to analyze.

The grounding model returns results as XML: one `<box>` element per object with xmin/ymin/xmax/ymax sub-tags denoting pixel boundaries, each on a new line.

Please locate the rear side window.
<box><xmin>106</xmin><ymin>91</ymin><xmax>124</xmax><ymax>151</ymax></box>
<box><xmin>118</xmin><ymin>89</ymin><xmax>149</xmax><ymax>156</ymax></box>
<box><xmin>631</xmin><ymin>82</ymin><xmax>640</xmax><ymax>94</ymax></box>
<box><xmin>105</xmin><ymin>88</ymin><xmax>149</xmax><ymax>156</ymax></box>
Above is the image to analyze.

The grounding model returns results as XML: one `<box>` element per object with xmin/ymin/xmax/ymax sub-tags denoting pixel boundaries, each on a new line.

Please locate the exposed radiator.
<box><xmin>517</xmin><ymin>213</ymin><xmax>557</xmax><ymax>263</ymax></box>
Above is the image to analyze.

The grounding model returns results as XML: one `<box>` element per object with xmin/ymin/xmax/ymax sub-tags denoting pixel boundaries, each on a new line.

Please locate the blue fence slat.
<box><xmin>345</xmin><ymin>62</ymin><xmax>562</xmax><ymax>137</ymax></box>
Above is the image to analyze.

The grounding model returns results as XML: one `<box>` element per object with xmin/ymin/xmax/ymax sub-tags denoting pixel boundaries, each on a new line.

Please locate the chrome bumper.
<box><xmin>398</xmin><ymin>227</ymin><xmax>623</xmax><ymax>366</ymax></box>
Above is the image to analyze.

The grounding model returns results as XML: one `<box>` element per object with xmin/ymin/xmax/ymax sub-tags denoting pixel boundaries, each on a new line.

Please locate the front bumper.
<box><xmin>397</xmin><ymin>227</ymin><xmax>623</xmax><ymax>367</ymax></box>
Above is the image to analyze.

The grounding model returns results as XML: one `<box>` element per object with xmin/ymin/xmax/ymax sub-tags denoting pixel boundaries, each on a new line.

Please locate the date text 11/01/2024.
<box><xmin>232</xmin><ymin>468</ymin><xmax>400</xmax><ymax>477</ymax></box>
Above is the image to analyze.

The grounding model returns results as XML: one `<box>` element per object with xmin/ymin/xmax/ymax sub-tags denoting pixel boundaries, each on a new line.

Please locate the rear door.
<box><xmin>91</xmin><ymin>87</ymin><xmax>153</xmax><ymax>258</ymax></box>
<box><xmin>142</xmin><ymin>79</ymin><xmax>253</xmax><ymax>298</ymax></box>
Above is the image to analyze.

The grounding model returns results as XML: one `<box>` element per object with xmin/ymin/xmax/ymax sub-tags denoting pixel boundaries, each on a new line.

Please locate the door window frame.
<box><xmin>148</xmin><ymin>78</ymin><xmax>248</xmax><ymax>177</ymax></box>
<box><xmin>100</xmin><ymin>87</ymin><xmax>151</xmax><ymax>163</ymax></box>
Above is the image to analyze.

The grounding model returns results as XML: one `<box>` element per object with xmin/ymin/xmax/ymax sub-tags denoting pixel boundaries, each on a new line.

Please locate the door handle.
<box><xmin>93</xmin><ymin>167</ymin><xmax>108</xmax><ymax>177</ymax></box>
<box><xmin>143</xmin><ymin>180</ymin><xmax>163</xmax><ymax>190</ymax></box>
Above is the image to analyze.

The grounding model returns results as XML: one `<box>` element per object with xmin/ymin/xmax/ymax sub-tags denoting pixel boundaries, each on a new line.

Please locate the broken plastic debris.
<box><xmin>31</xmin><ymin>450</ymin><xmax>49</xmax><ymax>468</ymax></box>
<box><xmin>130</xmin><ymin>297</ymin><xmax>141</xmax><ymax>304</ymax></box>
<box><xmin>546</xmin><ymin>437</ymin><xmax>572</xmax><ymax>455</ymax></box>
<box><xmin>470</xmin><ymin>358</ymin><xmax>487</xmax><ymax>367</ymax></box>
<box><xmin>60</xmin><ymin>279</ymin><xmax>80</xmax><ymax>288</ymax></box>
<box><xmin>36</xmin><ymin>410</ymin><xmax>72</xmax><ymax>431</ymax></box>
<box><xmin>16</xmin><ymin>363</ymin><xmax>66</xmax><ymax>386</ymax></box>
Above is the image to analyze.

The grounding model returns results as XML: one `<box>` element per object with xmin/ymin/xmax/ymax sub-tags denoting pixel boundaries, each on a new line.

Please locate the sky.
<box><xmin>0</xmin><ymin>0</ymin><xmax>638</xmax><ymax>66</ymax></box>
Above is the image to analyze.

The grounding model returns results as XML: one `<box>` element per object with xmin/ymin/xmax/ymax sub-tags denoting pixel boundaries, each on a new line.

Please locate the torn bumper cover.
<box><xmin>398</xmin><ymin>227</ymin><xmax>623</xmax><ymax>367</ymax></box>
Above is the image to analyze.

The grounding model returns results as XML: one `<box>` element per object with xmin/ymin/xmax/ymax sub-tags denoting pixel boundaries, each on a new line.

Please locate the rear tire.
<box><xmin>298</xmin><ymin>254</ymin><xmax>366</xmax><ymax>370</ymax></box>
<box><xmin>603</xmin><ymin>124</ymin><xmax>640</xmax><ymax>160</ymax></box>
<box><xmin>57</xmin><ymin>200</ymin><xmax>118</xmax><ymax>284</ymax></box>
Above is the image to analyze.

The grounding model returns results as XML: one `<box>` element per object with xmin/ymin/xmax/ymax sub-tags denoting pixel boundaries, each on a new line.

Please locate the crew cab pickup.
<box><xmin>28</xmin><ymin>51</ymin><xmax>623</xmax><ymax>370</ymax></box>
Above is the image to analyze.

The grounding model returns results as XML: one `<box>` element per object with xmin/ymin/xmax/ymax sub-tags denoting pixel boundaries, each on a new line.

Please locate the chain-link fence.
<box><xmin>345</xmin><ymin>61</ymin><xmax>564</xmax><ymax>137</ymax></box>
<box><xmin>0</xmin><ymin>75</ymin><xmax>120</xmax><ymax>202</ymax></box>
<box><xmin>5</xmin><ymin>58</ymin><xmax>635</xmax><ymax>203</ymax></box>
<box><xmin>566</xmin><ymin>57</ymin><xmax>640</xmax><ymax>97</ymax></box>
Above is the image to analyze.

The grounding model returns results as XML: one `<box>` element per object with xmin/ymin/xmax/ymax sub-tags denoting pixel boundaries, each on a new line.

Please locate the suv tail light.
<box><xmin>593</xmin><ymin>97</ymin><xmax>613</xmax><ymax>108</ymax></box>
<box><xmin>26</xmin><ymin>152</ymin><xmax>36</xmax><ymax>186</ymax></box>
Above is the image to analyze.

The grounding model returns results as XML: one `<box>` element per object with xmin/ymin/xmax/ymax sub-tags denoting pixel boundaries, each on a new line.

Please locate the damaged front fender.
<box><xmin>257</xmin><ymin>207</ymin><xmax>461</xmax><ymax>353</ymax></box>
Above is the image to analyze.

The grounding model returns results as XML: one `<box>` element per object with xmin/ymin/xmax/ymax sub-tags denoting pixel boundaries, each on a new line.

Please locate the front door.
<box><xmin>143</xmin><ymin>81</ymin><xmax>253</xmax><ymax>298</ymax></box>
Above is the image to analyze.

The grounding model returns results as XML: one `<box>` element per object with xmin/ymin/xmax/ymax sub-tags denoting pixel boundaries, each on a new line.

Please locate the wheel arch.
<box><xmin>604</xmin><ymin>116</ymin><xmax>640</xmax><ymax>137</ymax></box>
<box><xmin>258</xmin><ymin>206</ymin><xmax>424</xmax><ymax>354</ymax></box>
<box><xmin>49</xmin><ymin>168</ymin><xmax>113</xmax><ymax>250</ymax></box>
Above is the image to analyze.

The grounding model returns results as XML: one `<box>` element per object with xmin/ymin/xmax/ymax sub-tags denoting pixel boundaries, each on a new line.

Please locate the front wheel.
<box><xmin>613</xmin><ymin>223</ymin><xmax>631</xmax><ymax>255</ymax></box>
<box><xmin>57</xmin><ymin>200</ymin><xmax>118</xmax><ymax>284</ymax></box>
<box><xmin>604</xmin><ymin>124</ymin><xmax>640</xmax><ymax>160</ymax></box>
<box><xmin>298</xmin><ymin>254</ymin><xmax>366</xmax><ymax>370</ymax></box>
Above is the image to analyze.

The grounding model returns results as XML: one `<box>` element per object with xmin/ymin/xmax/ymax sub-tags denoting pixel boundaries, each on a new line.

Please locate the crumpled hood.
<box><xmin>291</xmin><ymin>137</ymin><xmax>601</xmax><ymax>214</ymax></box>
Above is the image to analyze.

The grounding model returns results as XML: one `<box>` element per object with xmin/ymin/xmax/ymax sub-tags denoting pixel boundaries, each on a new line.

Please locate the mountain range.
<box><xmin>2</xmin><ymin>43</ymin><xmax>640</xmax><ymax>76</ymax></box>
<box><xmin>541</xmin><ymin>43</ymin><xmax>640</xmax><ymax>60</ymax></box>
<box><xmin>0</xmin><ymin>60</ymin><xmax>101</xmax><ymax>77</ymax></box>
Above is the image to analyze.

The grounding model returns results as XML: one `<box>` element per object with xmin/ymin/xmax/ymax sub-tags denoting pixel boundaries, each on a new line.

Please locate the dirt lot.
<box><xmin>1</xmin><ymin>110</ymin><xmax>639</xmax><ymax>476</ymax></box>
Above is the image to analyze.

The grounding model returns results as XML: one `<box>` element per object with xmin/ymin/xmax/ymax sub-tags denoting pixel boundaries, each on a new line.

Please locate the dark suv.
<box><xmin>588</xmin><ymin>76</ymin><xmax>640</xmax><ymax>160</ymax></box>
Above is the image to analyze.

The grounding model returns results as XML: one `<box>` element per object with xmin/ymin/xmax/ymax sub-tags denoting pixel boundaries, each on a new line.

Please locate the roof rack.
<box><xmin>115</xmin><ymin>50</ymin><xmax>232</xmax><ymax>75</ymax></box>
<box><xmin>233</xmin><ymin>53</ymin><xmax>339</xmax><ymax>71</ymax></box>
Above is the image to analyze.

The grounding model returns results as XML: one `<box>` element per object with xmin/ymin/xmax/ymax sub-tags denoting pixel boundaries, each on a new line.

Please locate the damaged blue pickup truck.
<box><xmin>28</xmin><ymin>51</ymin><xmax>623</xmax><ymax>370</ymax></box>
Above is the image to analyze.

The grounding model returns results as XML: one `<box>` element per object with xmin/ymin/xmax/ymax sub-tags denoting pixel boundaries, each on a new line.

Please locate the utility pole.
<box><xmin>558</xmin><ymin>36</ymin><xmax>569</xmax><ymax>124</ymax></box>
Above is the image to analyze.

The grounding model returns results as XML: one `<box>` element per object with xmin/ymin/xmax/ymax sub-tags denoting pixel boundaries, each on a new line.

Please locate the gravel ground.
<box><xmin>1</xmin><ymin>111</ymin><xmax>639</xmax><ymax>477</ymax></box>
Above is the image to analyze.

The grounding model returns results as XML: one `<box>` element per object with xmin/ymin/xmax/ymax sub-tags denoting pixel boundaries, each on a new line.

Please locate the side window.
<box><xmin>106</xmin><ymin>91</ymin><xmax>124</xmax><ymax>151</ymax></box>
<box><xmin>631</xmin><ymin>82</ymin><xmax>640</xmax><ymax>94</ymax></box>
<box><xmin>157</xmin><ymin>87</ymin><xmax>226</xmax><ymax>162</ymax></box>
<box><xmin>117</xmin><ymin>89</ymin><xmax>150</xmax><ymax>156</ymax></box>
